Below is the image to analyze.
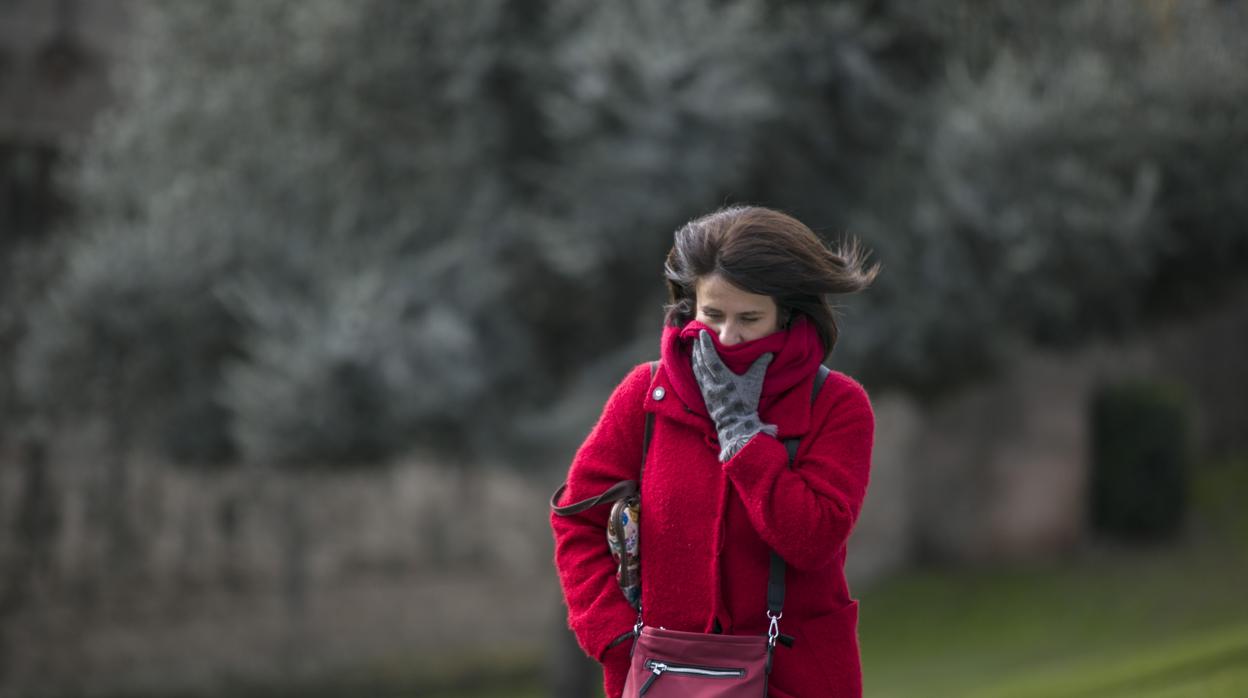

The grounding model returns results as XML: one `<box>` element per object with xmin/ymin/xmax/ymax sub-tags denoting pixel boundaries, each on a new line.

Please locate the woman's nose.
<box><xmin>718</xmin><ymin>325</ymin><xmax>741</xmax><ymax>346</ymax></box>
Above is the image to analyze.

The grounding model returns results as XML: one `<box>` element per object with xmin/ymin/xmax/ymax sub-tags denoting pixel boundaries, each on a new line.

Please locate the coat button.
<box><xmin>652</xmin><ymin>387</ymin><xmax>666</xmax><ymax>401</ymax></box>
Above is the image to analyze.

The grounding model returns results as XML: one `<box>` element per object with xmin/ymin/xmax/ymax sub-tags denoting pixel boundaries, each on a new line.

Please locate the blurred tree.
<box><xmin>830</xmin><ymin>0</ymin><xmax>1248</xmax><ymax>394</ymax></box>
<box><xmin>16</xmin><ymin>0</ymin><xmax>865</xmax><ymax>466</ymax></box>
<box><xmin>19</xmin><ymin>0</ymin><xmax>547</xmax><ymax>465</ymax></box>
<box><xmin>13</xmin><ymin>0</ymin><xmax>1248</xmax><ymax>467</ymax></box>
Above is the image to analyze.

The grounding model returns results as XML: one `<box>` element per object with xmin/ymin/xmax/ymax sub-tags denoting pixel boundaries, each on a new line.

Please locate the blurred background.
<box><xmin>1</xmin><ymin>0</ymin><xmax>1247</xmax><ymax>696</ymax></box>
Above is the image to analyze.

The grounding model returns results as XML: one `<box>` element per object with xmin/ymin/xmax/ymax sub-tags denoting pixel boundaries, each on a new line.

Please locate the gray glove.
<box><xmin>691</xmin><ymin>330</ymin><xmax>778</xmax><ymax>462</ymax></box>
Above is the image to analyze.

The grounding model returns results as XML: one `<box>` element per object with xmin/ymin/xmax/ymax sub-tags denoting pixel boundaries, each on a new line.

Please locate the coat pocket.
<box><xmin>795</xmin><ymin>599</ymin><xmax>862</xmax><ymax>697</ymax></box>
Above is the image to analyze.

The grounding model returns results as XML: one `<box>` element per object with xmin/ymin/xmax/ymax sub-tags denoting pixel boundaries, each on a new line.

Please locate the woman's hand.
<box><xmin>691</xmin><ymin>330</ymin><xmax>778</xmax><ymax>461</ymax></box>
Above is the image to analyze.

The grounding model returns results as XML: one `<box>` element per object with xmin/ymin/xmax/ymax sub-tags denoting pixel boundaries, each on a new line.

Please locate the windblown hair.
<box><xmin>663</xmin><ymin>205</ymin><xmax>879</xmax><ymax>357</ymax></box>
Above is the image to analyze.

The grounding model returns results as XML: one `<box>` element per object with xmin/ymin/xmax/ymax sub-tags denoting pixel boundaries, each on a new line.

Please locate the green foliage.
<box><xmin>19</xmin><ymin>0</ymin><xmax>813</xmax><ymax>465</ymax></box>
<box><xmin>832</xmin><ymin>1</ymin><xmax>1248</xmax><ymax>392</ymax></box>
<box><xmin>16</xmin><ymin>222</ymin><xmax>242</xmax><ymax>460</ymax></box>
<box><xmin>1090</xmin><ymin>380</ymin><xmax>1192</xmax><ymax>541</ymax></box>
<box><xmin>13</xmin><ymin>0</ymin><xmax>1248</xmax><ymax>465</ymax></box>
<box><xmin>20</xmin><ymin>0</ymin><xmax>529</xmax><ymax>464</ymax></box>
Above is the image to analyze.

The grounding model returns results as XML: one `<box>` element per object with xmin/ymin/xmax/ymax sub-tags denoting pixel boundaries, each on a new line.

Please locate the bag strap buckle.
<box><xmin>766</xmin><ymin>610</ymin><xmax>783</xmax><ymax>647</ymax></box>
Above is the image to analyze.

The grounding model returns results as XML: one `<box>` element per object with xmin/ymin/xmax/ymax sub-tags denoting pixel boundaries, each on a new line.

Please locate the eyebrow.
<box><xmin>700</xmin><ymin>306</ymin><xmax>763</xmax><ymax>316</ymax></box>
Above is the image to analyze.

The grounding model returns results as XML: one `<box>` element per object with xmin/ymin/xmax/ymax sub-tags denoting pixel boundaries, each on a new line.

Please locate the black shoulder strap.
<box><xmin>769</xmin><ymin>364</ymin><xmax>832</xmax><ymax>617</ymax></box>
<box><xmin>640</xmin><ymin>361</ymin><xmax>657</xmax><ymax>482</ymax></box>
<box><xmin>783</xmin><ymin>365</ymin><xmax>830</xmax><ymax>463</ymax></box>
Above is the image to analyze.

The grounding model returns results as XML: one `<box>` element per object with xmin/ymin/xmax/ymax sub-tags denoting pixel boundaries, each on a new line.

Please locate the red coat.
<box><xmin>551</xmin><ymin>354</ymin><xmax>875</xmax><ymax>698</ymax></box>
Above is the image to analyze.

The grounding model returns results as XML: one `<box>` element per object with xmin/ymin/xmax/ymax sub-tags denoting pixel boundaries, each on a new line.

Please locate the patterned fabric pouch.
<box><xmin>607</xmin><ymin>495</ymin><xmax>641</xmax><ymax>609</ymax></box>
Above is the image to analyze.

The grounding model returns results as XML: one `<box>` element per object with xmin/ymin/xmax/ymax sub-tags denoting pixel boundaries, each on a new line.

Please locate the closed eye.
<box><xmin>702</xmin><ymin>312</ymin><xmax>760</xmax><ymax>323</ymax></box>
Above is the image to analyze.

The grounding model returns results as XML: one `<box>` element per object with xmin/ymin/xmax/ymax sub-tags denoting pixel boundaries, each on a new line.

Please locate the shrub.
<box><xmin>1089</xmin><ymin>380</ymin><xmax>1191</xmax><ymax>541</ymax></box>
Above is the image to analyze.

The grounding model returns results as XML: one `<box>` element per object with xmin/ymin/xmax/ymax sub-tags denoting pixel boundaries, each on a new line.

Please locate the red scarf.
<box><xmin>660</xmin><ymin>315</ymin><xmax>826</xmax><ymax>417</ymax></box>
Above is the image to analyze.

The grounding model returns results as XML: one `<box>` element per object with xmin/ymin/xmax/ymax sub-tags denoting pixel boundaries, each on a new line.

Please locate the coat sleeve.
<box><xmin>550</xmin><ymin>362</ymin><xmax>652</xmax><ymax>696</ymax></box>
<box><xmin>721</xmin><ymin>373</ymin><xmax>875</xmax><ymax>571</ymax></box>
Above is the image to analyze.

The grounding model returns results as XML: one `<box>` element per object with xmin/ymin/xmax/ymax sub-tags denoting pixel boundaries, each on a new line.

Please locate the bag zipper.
<box><xmin>640</xmin><ymin>659</ymin><xmax>746</xmax><ymax>695</ymax></box>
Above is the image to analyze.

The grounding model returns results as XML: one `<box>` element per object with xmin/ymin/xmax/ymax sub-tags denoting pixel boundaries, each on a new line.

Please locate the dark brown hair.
<box><xmin>663</xmin><ymin>205</ymin><xmax>879</xmax><ymax>357</ymax></box>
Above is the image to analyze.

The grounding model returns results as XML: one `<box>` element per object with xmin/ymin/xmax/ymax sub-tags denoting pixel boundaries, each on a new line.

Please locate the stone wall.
<box><xmin>0</xmin><ymin>430</ymin><xmax>557</xmax><ymax>697</ymax></box>
<box><xmin>853</xmin><ymin>280</ymin><xmax>1248</xmax><ymax>572</ymax></box>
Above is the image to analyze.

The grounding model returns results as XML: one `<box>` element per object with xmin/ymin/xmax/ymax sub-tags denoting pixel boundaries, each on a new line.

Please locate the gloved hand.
<box><xmin>691</xmin><ymin>330</ymin><xmax>778</xmax><ymax>462</ymax></box>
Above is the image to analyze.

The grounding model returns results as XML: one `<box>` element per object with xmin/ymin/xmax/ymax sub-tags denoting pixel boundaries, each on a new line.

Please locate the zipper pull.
<box><xmin>639</xmin><ymin>662</ymin><xmax>666</xmax><ymax>695</ymax></box>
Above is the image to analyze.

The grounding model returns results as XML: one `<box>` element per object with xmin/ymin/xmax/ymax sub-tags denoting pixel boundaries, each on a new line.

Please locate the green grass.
<box><xmin>859</xmin><ymin>546</ymin><xmax>1248</xmax><ymax>697</ymax></box>
<box><xmin>858</xmin><ymin>458</ymin><xmax>1248</xmax><ymax>698</ymax></box>
<box><xmin>966</xmin><ymin>622</ymin><xmax>1248</xmax><ymax>697</ymax></box>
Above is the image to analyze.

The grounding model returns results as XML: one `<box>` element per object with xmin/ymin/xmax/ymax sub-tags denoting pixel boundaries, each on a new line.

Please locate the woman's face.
<box><xmin>694</xmin><ymin>273</ymin><xmax>781</xmax><ymax>346</ymax></box>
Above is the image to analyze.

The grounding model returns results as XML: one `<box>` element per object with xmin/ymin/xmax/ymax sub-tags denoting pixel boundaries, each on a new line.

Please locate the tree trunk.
<box><xmin>0</xmin><ymin>427</ymin><xmax>59</xmax><ymax>686</ymax></box>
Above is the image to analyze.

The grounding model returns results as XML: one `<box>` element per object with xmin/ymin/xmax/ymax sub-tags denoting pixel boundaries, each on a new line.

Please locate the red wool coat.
<box><xmin>551</xmin><ymin>353</ymin><xmax>875</xmax><ymax>698</ymax></box>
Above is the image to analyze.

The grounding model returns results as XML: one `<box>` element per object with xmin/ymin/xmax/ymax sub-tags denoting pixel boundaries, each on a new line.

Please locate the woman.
<box><xmin>551</xmin><ymin>205</ymin><xmax>878</xmax><ymax>697</ymax></box>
